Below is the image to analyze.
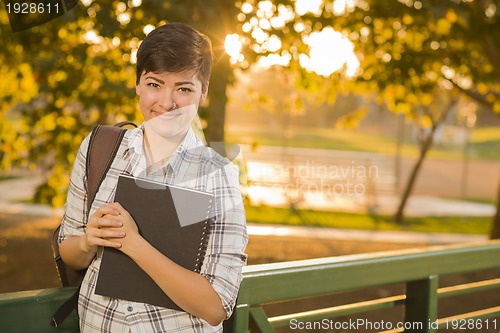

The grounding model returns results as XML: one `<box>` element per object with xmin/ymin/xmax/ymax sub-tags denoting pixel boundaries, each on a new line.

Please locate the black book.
<box><xmin>95</xmin><ymin>174</ymin><xmax>214</xmax><ymax>310</ymax></box>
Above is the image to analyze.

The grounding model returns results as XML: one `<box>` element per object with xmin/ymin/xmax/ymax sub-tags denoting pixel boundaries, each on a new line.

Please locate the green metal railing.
<box><xmin>1</xmin><ymin>241</ymin><xmax>499</xmax><ymax>333</ymax></box>
<box><xmin>233</xmin><ymin>240</ymin><xmax>500</xmax><ymax>333</ymax></box>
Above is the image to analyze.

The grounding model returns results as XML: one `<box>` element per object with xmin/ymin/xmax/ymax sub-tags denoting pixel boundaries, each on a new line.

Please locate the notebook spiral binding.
<box><xmin>194</xmin><ymin>199</ymin><xmax>213</xmax><ymax>273</ymax></box>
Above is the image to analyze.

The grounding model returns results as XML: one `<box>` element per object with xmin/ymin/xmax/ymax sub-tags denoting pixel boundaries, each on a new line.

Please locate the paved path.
<box><xmin>240</xmin><ymin>144</ymin><xmax>500</xmax><ymax>198</ymax></box>
<box><xmin>0</xmin><ymin>176</ymin><xmax>489</xmax><ymax>246</ymax></box>
<box><xmin>239</xmin><ymin>145</ymin><xmax>497</xmax><ymax>216</ymax></box>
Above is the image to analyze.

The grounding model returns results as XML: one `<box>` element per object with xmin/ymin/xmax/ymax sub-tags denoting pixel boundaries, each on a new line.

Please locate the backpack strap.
<box><xmin>50</xmin><ymin>287</ymin><xmax>80</xmax><ymax>327</ymax></box>
<box><xmin>86</xmin><ymin>124</ymin><xmax>128</xmax><ymax>213</ymax></box>
<box><xmin>51</xmin><ymin>122</ymin><xmax>136</xmax><ymax>327</ymax></box>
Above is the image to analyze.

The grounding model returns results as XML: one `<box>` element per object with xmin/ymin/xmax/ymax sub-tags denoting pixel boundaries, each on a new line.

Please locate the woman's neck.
<box><xmin>143</xmin><ymin>126</ymin><xmax>186</xmax><ymax>174</ymax></box>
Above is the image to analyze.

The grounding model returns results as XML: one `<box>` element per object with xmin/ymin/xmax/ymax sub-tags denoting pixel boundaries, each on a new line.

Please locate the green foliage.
<box><xmin>2</xmin><ymin>0</ymin><xmax>499</xmax><ymax>208</ymax></box>
<box><xmin>0</xmin><ymin>0</ymin><xmax>238</xmax><ymax>206</ymax></box>
<box><xmin>236</xmin><ymin>0</ymin><xmax>499</xmax><ymax>118</ymax></box>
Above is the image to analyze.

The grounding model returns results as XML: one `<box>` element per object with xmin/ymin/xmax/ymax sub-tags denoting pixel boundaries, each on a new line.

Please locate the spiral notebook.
<box><xmin>95</xmin><ymin>174</ymin><xmax>214</xmax><ymax>310</ymax></box>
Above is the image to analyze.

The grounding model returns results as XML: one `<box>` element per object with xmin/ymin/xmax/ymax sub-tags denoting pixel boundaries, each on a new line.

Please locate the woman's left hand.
<box><xmin>100</xmin><ymin>202</ymin><xmax>142</xmax><ymax>255</ymax></box>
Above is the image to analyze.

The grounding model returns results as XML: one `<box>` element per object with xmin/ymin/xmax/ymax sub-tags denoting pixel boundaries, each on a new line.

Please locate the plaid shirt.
<box><xmin>59</xmin><ymin>124</ymin><xmax>248</xmax><ymax>333</ymax></box>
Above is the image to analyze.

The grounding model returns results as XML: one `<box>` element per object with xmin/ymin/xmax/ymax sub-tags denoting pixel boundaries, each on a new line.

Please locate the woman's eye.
<box><xmin>148</xmin><ymin>83</ymin><xmax>160</xmax><ymax>88</ymax></box>
<box><xmin>179</xmin><ymin>87</ymin><xmax>192</xmax><ymax>93</ymax></box>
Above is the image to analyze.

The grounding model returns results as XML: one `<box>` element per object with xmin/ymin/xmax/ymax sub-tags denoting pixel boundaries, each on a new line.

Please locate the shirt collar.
<box><xmin>123</xmin><ymin>123</ymin><xmax>204</xmax><ymax>177</ymax></box>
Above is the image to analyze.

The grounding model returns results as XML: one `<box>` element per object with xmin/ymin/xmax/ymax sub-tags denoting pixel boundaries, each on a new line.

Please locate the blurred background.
<box><xmin>0</xmin><ymin>1</ymin><xmax>499</xmax><ymax>321</ymax></box>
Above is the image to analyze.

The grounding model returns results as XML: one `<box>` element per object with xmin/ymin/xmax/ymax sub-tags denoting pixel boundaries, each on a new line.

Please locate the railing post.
<box><xmin>233</xmin><ymin>285</ymin><xmax>251</xmax><ymax>333</ymax></box>
<box><xmin>249</xmin><ymin>306</ymin><xmax>275</xmax><ymax>333</ymax></box>
<box><xmin>233</xmin><ymin>303</ymin><xmax>251</xmax><ymax>333</ymax></box>
<box><xmin>404</xmin><ymin>274</ymin><xmax>439</xmax><ymax>333</ymax></box>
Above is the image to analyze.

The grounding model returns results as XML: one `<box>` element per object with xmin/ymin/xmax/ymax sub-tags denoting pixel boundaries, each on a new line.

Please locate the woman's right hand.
<box><xmin>80</xmin><ymin>205</ymin><xmax>125</xmax><ymax>254</ymax></box>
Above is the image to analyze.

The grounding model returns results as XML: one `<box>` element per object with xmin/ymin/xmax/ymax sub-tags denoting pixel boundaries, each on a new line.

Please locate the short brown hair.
<box><xmin>136</xmin><ymin>23</ymin><xmax>213</xmax><ymax>91</ymax></box>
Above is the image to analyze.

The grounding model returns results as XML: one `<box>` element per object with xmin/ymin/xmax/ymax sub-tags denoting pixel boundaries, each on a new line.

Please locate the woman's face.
<box><xmin>135</xmin><ymin>70</ymin><xmax>208</xmax><ymax>140</ymax></box>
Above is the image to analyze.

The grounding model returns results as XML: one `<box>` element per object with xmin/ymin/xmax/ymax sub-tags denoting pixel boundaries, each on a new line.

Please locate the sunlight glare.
<box><xmin>267</xmin><ymin>35</ymin><xmax>282</xmax><ymax>52</ymax></box>
<box><xmin>143</xmin><ymin>24</ymin><xmax>155</xmax><ymax>35</ymax></box>
<box><xmin>241</xmin><ymin>2</ymin><xmax>253</xmax><ymax>14</ymax></box>
<box><xmin>295</xmin><ymin>0</ymin><xmax>322</xmax><ymax>16</ymax></box>
<box><xmin>258</xmin><ymin>1</ymin><xmax>273</xmax><ymax>12</ymax></box>
<box><xmin>294</xmin><ymin>22</ymin><xmax>305</xmax><ymax>32</ymax></box>
<box><xmin>303</xmin><ymin>27</ymin><xmax>360</xmax><ymax>77</ymax></box>
<box><xmin>251</xmin><ymin>28</ymin><xmax>269</xmax><ymax>44</ymax></box>
<box><xmin>258</xmin><ymin>53</ymin><xmax>292</xmax><ymax>67</ymax></box>
<box><xmin>225</xmin><ymin>34</ymin><xmax>243</xmax><ymax>59</ymax></box>
<box><xmin>242</xmin><ymin>23</ymin><xmax>252</xmax><ymax>32</ymax></box>
<box><xmin>259</xmin><ymin>18</ymin><xmax>271</xmax><ymax>30</ymax></box>
<box><xmin>131</xmin><ymin>49</ymin><xmax>137</xmax><ymax>64</ymax></box>
<box><xmin>333</xmin><ymin>0</ymin><xmax>356</xmax><ymax>15</ymax></box>
<box><xmin>82</xmin><ymin>30</ymin><xmax>103</xmax><ymax>44</ymax></box>
<box><xmin>270</xmin><ymin>16</ymin><xmax>286</xmax><ymax>28</ymax></box>
<box><xmin>117</xmin><ymin>12</ymin><xmax>131</xmax><ymax>25</ymax></box>
<box><xmin>278</xmin><ymin>4</ymin><xmax>296</xmax><ymax>22</ymax></box>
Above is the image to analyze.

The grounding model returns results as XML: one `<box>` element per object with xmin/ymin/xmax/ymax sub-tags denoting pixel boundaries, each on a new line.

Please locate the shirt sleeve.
<box><xmin>58</xmin><ymin>133</ymin><xmax>91</xmax><ymax>244</ymax></box>
<box><xmin>201</xmin><ymin>161</ymin><xmax>248</xmax><ymax>318</ymax></box>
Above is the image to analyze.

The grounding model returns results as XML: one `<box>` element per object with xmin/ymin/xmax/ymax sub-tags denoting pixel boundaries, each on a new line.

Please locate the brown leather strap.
<box><xmin>51</xmin><ymin>121</ymin><xmax>136</xmax><ymax>327</ymax></box>
<box><xmin>50</xmin><ymin>285</ymin><xmax>81</xmax><ymax>327</ymax></box>
<box><xmin>85</xmin><ymin>125</ymin><xmax>127</xmax><ymax>214</ymax></box>
<box><xmin>114</xmin><ymin>121</ymin><xmax>138</xmax><ymax>128</ymax></box>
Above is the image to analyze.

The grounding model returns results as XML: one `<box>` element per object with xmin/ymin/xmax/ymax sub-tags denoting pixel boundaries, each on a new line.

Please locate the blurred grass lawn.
<box><xmin>245</xmin><ymin>204</ymin><xmax>493</xmax><ymax>235</ymax></box>
<box><xmin>227</xmin><ymin>126</ymin><xmax>500</xmax><ymax>161</ymax></box>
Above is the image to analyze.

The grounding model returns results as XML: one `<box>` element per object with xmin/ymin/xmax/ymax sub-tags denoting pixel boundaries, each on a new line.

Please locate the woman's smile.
<box><xmin>153</xmin><ymin>111</ymin><xmax>181</xmax><ymax>119</ymax></box>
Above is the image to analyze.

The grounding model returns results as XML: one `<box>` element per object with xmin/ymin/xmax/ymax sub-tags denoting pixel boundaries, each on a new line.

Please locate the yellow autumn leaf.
<box><xmin>55</xmin><ymin>98</ymin><xmax>64</xmax><ymax>108</ymax></box>
<box><xmin>60</xmin><ymin>132</ymin><xmax>72</xmax><ymax>144</ymax></box>
<box><xmin>436</xmin><ymin>19</ymin><xmax>451</xmax><ymax>35</ymax></box>
<box><xmin>421</xmin><ymin>93</ymin><xmax>433</xmax><ymax>106</ymax></box>
<box><xmin>382</xmin><ymin>28</ymin><xmax>393</xmax><ymax>40</ymax></box>
<box><xmin>58</xmin><ymin>28</ymin><xmax>68</xmax><ymax>39</ymax></box>
<box><xmin>445</xmin><ymin>9</ymin><xmax>457</xmax><ymax>23</ymax></box>
<box><xmin>67</xmin><ymin>152</ymin><xmax>76</xmax><ymax>164</ymax></box>
<box><xmin>54</xmin><ymin>70</ymin><xmax>68</xmax><ymax>82</ymax></box>
<box><xmin>403</xmin><ymin>15</ymin><xmax>413</xmax><ymax>25</ymax></box>
<box><xmin>55</xmin><ymin>164</ymin><xmax>66</xmax><ymax>175</ymax></box>
<box><xmin>395</xmin><ymin>85</ymin><xmax>406</xmax><ymax>98</ymax></box>
<box><xmin>493</xmin><ymin>102</ymin><xmax>500</xmax><ymax>114</ymax></box>
<box><xmin>41</xmin><ymin>113</ymin><xmax>57</xmax><ymax>131</ymax></box>
<box><xmin>477</xmin><ymin>83</ymin><xmax>488</xmax><ymax>95</ymax></box>
<box><xmin>421</xmin><ymin>116</ymin><xmax>433</xmax><ymax>128</ymax></box>
<box><xmin>2</xmin><ymin>143</ymin><xmax>11</xmax><ymax>153</ymax></box>
<box><xmin>62</xmin><ymin>115</ymin><xmax>76</xmax><ymax>129</ymax></box>
<box><xmin>53</xmin><ymin>194</ymin><xmax>65</xmax><ymax>208</ymax></box>
<box><xmin>395</xmin><ymin>102</ymin><xmax>411</xmax><ymax>114</ymax></box>
<box><xmin>18</xmin><ymin>63</ymin><xmax>39</xmax><ymax>102</ymax></box>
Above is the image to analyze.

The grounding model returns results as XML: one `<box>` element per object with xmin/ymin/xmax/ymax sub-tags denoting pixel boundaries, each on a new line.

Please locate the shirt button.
<box><xmin>127</xmin><ymin>306</ymin><xmax>133</xmax><ymax>312</ymax></box>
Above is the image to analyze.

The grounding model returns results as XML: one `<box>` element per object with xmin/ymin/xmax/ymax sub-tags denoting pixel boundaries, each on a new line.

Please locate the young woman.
<box><xmin>58</xmin><ymin>23</ymin><xmax>248</xmax><ymax>332</ymax></box>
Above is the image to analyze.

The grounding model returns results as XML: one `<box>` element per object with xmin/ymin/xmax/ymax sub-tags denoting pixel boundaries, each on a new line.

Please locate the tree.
<box><xmin>331</xmin><ymin>0</ymin><xmax>500</xmax><ymax>234</ymax></box>
<box><xmin>0</xmin><ymin>0</ymin><xmax>352</xmax><ymax>207</ymax></box>
<box><xmin>2</xmin><ymin>0</ymin><xmax>499</xmax><ymax>237</ymax></box>
<box><xmin>234</xmin><ymin>0</ymin><xmax>500</xmax><ymax>234</ymax></box>
<box><xmin>0</xmin><ymin>0</ymin><xmax>239</xmax><ymax>206</ymax></box>
<box><xmin>392</xmin><ymin>92</ymin><xmax>458</xmax><ymax>224</ymax></box>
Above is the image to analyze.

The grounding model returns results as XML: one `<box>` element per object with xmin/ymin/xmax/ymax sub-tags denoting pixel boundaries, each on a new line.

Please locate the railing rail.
<box><xmin>233</xmin><ymin>240</ymin><xmax>500</xmax><ymax>333</ymax></box>
<box><xmin>1</xmin><ymin>241</ymin><xmax>499</xmax><ymax>333</ymax></box>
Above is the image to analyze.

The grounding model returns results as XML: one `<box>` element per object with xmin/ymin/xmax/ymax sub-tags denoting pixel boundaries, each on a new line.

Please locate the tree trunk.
<box><xmin>393</xmin><ymin>127</ymin><xmax>435</xmax><ymax>224</ymax></box>
<box><xmin>490</xmin><ymin>171</ymin><xmax>500</xmax><ymax>239</ymax></box>
<box><xmin>204</xmin><ymin>52</ymin><xmax>231</xmax><ymax>144</ymax></box>
<box><xmin>201</xmin><ymin>1</ymin><xmax>236</xmax><ymax>146</ymax></box>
